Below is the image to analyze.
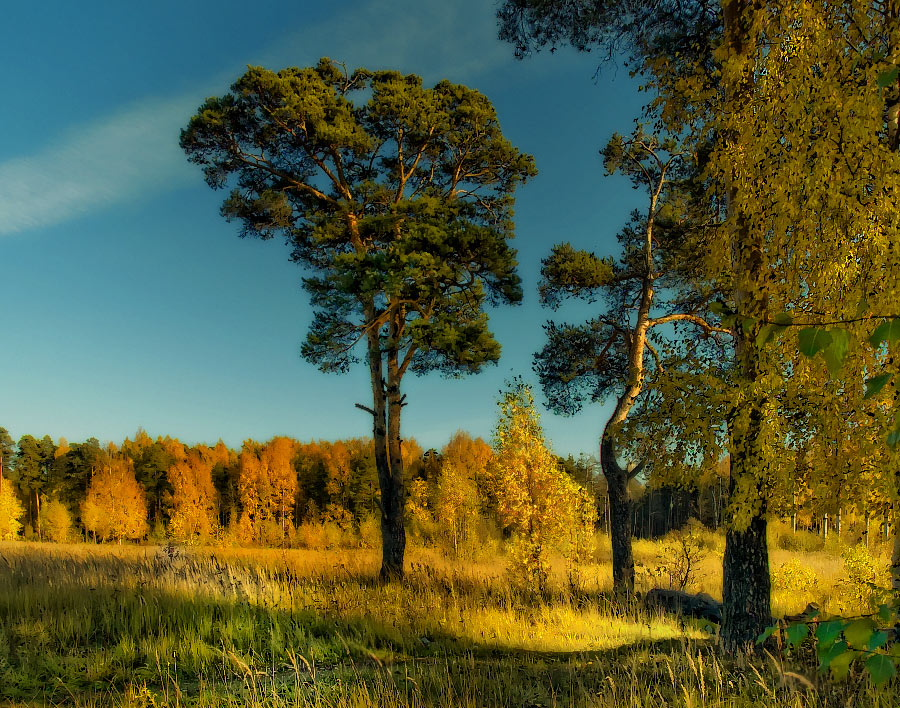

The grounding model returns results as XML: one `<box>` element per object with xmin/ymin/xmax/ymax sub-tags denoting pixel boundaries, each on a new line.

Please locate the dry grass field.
<box><xmin>0</xmin><ymin>530</ymin><xmax>895</xmax><ymax>707</ymax></box>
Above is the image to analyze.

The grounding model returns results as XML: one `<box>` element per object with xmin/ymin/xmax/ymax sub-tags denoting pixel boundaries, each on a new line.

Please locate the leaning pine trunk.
<box><xmin>602</xmin><ymin>428</ymin><xmax>635</xmax><ymax>594</ymax></box>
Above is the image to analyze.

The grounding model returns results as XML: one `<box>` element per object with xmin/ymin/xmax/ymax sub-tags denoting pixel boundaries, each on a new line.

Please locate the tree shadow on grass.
<box><xmin>0</xmin><ymin>547</ymin><xmax>732</xmax><ymax>706</ymax></box>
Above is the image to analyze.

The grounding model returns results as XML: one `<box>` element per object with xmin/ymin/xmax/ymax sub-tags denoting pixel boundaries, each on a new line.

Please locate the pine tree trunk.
<box><xmin>380</xmin><ymin>392</ymin><xmax>406</xmax><ymax>580</ymax></box>
<box><xmin>380</xmin><ymin>320</ymin><xmax>407</xmax><ymax>581</ymax></box>
<box><xmin>363</xmin><ymin>301</ymin><xmax>406</xmax><ymax>581</ymax></box>
<box><xmin>602</xmin><ymin>428</ymin><xmax>634</xmax><ymax>594</ymax></box>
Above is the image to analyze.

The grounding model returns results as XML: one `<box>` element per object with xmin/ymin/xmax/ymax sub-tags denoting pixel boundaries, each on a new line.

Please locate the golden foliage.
<box><xmin>0</xmin><ymin>477</ymin><xmax>24</xmax><ymax>540</ymax></box>
<box><xmin>238</xmin><ymin>436</ymin><xmax>299</xmax><ymax>542</ymax></box>
<box><xmin>491</xmin><ymin>382</ymin><xmax>596</xmax><ymax>587</ymax></box>
<box><xmin>81</xmin><ymin>458</ymin><xmax>148</xmax><ymax>541</ymax></box>
<box><xmin>39</xmin><ymin>497</ymin><xmax>72</xmax><ymax>543</ymax></box>
<box><xmin>167</xmin><ymin>448</ymin><xmax>219</xmax><ymax>543</ymax></box>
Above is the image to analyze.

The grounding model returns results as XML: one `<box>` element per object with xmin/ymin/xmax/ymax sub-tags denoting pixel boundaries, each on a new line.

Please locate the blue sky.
<box><xmin>0</xmin><ymin>0</ymin><xmax>647</xmax><ymax>456</ymax></box>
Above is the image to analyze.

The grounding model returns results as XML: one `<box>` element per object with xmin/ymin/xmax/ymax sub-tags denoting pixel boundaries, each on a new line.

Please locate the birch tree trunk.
<box><xmin>719</xmin><ymin>0</ymin><xmax>773</xmax><ymax>653</ymax></box>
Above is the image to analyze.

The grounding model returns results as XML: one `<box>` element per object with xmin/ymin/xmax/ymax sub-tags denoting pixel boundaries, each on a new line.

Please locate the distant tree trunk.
<box><xmin>606</xmin><ymin>494</ymin><xmax>611</xmax><ymax>536</ymax></box>
<box><xmin>893</xmin><ymin>504</ymin><xmax>900</xmax><ymax>592</ymax></box>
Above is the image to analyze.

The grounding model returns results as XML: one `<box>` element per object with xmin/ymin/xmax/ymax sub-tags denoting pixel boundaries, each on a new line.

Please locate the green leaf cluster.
<box><xmin>760</xmin><ymin>603</ymin><xmax>900</xmax><ymax>686</ymax></box>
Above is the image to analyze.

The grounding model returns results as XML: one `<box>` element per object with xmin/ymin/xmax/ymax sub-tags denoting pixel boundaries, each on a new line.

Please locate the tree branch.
<box><xmin>649</xmin><ymin>313</ymin><xmax>733</xmax><ymax>335</ymax></box>
<box><xmin>628</xmin><ymin>457</ymin><xmax>647</xmax><ymax>481</ymax></box>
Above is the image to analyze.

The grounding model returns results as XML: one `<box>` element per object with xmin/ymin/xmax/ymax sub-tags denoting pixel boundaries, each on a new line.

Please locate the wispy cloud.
<box><xmin>0</xmin><ymin>0</ymin><xmax>514</xmax><ymax>237</ymax></box>
<box><xmin>0</xmin><ymin>95</ymin><xmax>195</xmax><ymax>236</ymax></box>
<box><xmin>259</xmin><ymin>0</ymin><xmax>513</xmax><ymax>83</ymax></box>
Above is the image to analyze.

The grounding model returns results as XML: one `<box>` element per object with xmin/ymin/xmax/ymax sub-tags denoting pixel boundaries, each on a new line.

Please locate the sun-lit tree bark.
<box><xmin>534</xmin><ymin>132</ymin><xmax>727</xmax><ymax>594</ymax></box>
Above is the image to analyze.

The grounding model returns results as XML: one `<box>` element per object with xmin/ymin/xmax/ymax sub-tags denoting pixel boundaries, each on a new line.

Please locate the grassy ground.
<box><xmin>0</xmin><ymin>535</ymin><xmax>895</xmax><ymax>706</ymax></box>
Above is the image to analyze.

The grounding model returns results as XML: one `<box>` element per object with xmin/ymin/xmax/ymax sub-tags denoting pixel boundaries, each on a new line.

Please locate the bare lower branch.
<box><xmin>649</xmin><ymin>313</ymin><xmax>733</xmax><ymax>335</ymax></box>
<box><xmin>355</xmin><ymin>403</ymin><xmax>376</xmax><ymax>417</ymax></box>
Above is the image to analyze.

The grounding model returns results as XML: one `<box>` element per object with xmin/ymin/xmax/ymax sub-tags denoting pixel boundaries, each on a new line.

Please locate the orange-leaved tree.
<box><xmin>238</xmin><ymin>437</ymin><xmax>298</xmax><ymax>542</ymax></box>
<box><xmin>82</xmin><ymin>457</ymin><xmax>148</xmax><ymax>542</ymax></box>
<box><xmin>167</xmin><ymin>442</ymin><xmax>220</xmax><ymax>543</ymax></box>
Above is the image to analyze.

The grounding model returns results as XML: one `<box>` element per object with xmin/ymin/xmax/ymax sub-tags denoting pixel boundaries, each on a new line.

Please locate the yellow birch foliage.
<box><xmin>442</xmin><ymin>431</ymin><xmax>494</xmax><ymax>513</ymax></box>
<box><xmin>40</xmin><ymin>497</ymin><xmax>72</xmax><ymax>543</ymax></box>
<box><xmin>433</xmin><ymin>461</ymin><xmax>480</xmax><ymax>556</ymax></box>
<box><xmin>322</xmin><ymin>440</ymin><xmax>352</xmax><ymax>505</ymax></box>
<box><xmin>0</xmin><ymin>477</ymin><xmax>24</xmax><ymax>540</ymax></box>
<box><xmin>82</xmin><ymin>458</ymin><xmax>148</xmax><ymax>542</ymax></box>
<box><xmin>644</xmin><ymin>1</ymin><xmax>900</xmax><ymax>528</ymax></box>
<box><xmin>491</xmin><ymin>382</ymin><xmax>596</xmax><ymax>587</ymax></box>
<box><xmin>401</xmin><ymin>437</ymin><xmax>425</xmax><ymax>481</ymax></box>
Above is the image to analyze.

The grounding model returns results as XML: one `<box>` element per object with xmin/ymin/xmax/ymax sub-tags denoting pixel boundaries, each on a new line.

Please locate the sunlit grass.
<box><xmin>0</xmin><ymin>536</ymin><xmax>897</xmax><ymax>706</ymax></box>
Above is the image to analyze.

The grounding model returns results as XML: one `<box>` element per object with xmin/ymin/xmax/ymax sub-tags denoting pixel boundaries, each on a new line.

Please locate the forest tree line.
<box><xmin>1</xmin><ymin>419</ymin><xmax>888</xmax><ymax>554</ymax></box>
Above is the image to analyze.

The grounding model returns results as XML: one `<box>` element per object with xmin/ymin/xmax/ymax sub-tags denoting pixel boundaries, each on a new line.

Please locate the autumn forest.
<box><xmin>4</xmin><ymin>0</ymin><xmax>900</xmax><ymax>706</ymax></box>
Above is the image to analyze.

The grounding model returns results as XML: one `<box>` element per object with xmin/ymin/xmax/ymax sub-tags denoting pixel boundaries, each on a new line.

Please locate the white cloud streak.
<box><xmin>258</xmin><ymin>0</ymin><xmax>513</xmax><ymax>83</ymax></box>
<box><xmin>0</xmin><ymin>95</ymin><xmax>195</xmax><ymax>236</ymax></box>
<box><xmin>0</xmin><ymin>0</ymin><xmax>513</xmax><ymax>237</ymax></box>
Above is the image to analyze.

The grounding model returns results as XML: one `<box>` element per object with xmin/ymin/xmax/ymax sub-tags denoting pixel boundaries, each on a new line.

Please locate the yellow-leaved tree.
<box><xmin>39</xmin><ymin>497</ymin><xmax>72</xmax><ymax>543</ymax></box>
<box><xmin>432</xmin><ymin>461</ymin><xmax>480</xmax><ymax>557</ymax></box>
<box><xmin>0</xmin><ymin>475</ymin><xmax>24</xmax><ymax>540</ymax></box>
<box><xmin>498</xmin><ymin>0</ymin><xmax>900</xmax><ymax>650</ymax></box>
<box><xmin>491</xmin><ymin>381</ymin><xmax>596</xmax><ymax>589</ymax></box>
<box><xmin>82</xmin><ymin>458</ymin><xmax>149</xmax><ymax>542</ymax></box>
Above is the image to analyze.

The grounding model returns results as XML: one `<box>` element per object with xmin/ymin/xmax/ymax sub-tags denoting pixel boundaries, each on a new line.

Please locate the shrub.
<box><xmin>771</xmin><ymin>525</ymin><xmax>825</xmax><ymax>553</ymax></box>
<box><xmin>837</xmin><ymin>544</ymin><xmax>890</xmax><ymax>614</ymax></box>
<box><xmin>770</xmin><ymin>558</ymin><xmax>819</xmax><ymax>596</ymax></box>
<box><xmin>357</xmin><ymin>514</ymin><xmax>381</xmax><ymax>549</ymax></box>
<box><xmin>295</xmin><ymin>522</ymin><xmax>328</xmax><ymax>549</ymax></box>
<box><xmin>637</xmin><ymin>522</ymin><xmax>707</xmax><ymax>591</ymax></box>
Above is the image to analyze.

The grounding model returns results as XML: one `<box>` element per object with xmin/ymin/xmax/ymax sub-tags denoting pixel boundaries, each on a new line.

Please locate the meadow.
<box><xmin>0</xmin><ymin>527</ymin><xmax>896</xmax><ymax>707</ymax></box>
